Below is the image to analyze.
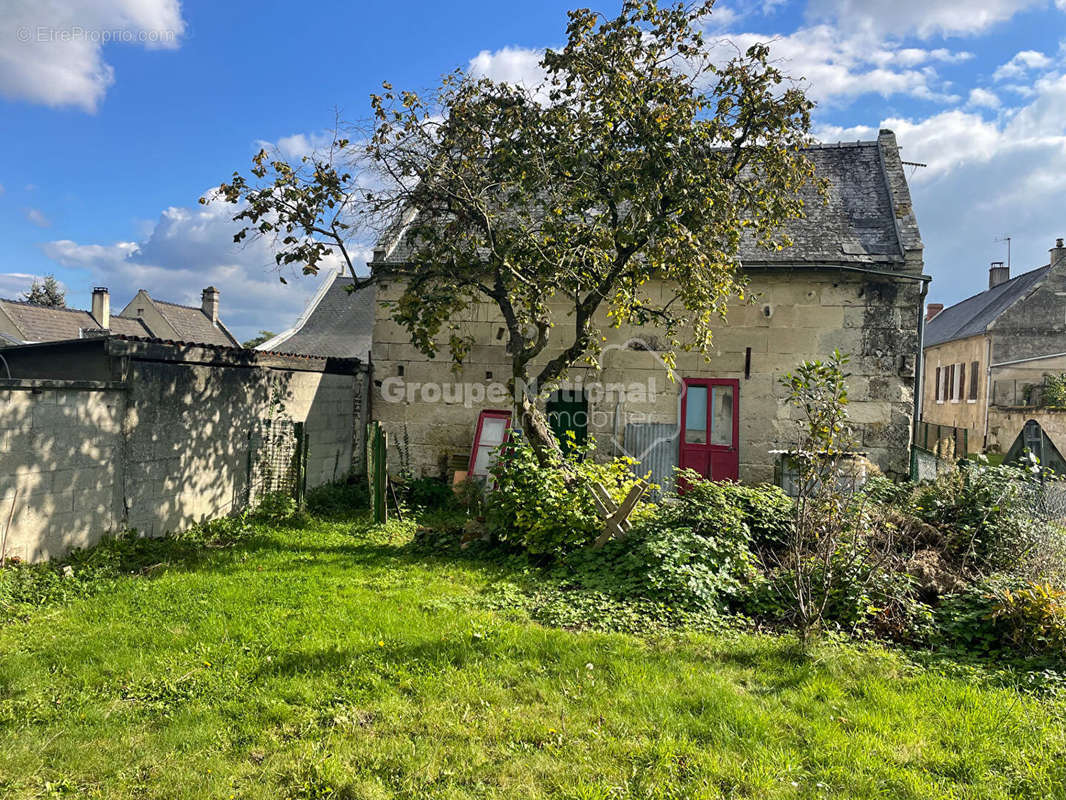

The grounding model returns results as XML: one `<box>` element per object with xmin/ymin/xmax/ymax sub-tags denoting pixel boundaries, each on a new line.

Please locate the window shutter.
<box><xmin>949</xmin><ymin>364</ymin><xmax>956</xmax><ymax>400</ymax></box>
<box><xmin>969</xmin><ymin>361</ymin><xmax>979</xmax><ymax>400</ymax></box>
<box><xmin>959</xmin><ymin>363</ymin><xmax>965</xmax><ymax>401</ymax></box>
<box><xmin>935</xmin><ymin>367</ymin><xmax>942</xmax><ymax>401</ymax></box>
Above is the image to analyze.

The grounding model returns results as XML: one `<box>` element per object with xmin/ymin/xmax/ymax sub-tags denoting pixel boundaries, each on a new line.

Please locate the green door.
<box><xmin>547</xmin><ymin>390</ymin><xmax>588</xmax><ymax>453</ymax></box>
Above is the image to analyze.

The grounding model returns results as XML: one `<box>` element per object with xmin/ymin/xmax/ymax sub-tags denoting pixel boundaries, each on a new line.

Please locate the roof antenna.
<box><xmin>994</xmin><ymin>234</ymin><xmax>1012</xmax><ymax>271</ymax></box>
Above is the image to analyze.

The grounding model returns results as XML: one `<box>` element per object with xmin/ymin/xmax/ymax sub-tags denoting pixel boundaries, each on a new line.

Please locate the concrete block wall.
<box><xmin>372</xmin><ymin>270</ymin><xmax>921</xmax><ymax>485</ymax></box>
<box><xmin>0</xmin><ymin>357</ymin><xmax>362</xmax><ymax>561</ymax></box>
<box><xmin>0</xmin><ymin>384</ymin><xmax>126</xmax><ymax>562</ymax></box>
<box><xmin>123</xmin><ymin>362</ymin><xmax>357</xmax><ymax>537</ymax></box>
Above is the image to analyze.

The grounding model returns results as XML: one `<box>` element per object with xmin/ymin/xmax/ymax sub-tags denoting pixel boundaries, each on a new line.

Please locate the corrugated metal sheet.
<box><xmin>623</xmin><ymin>422</ymin><xmax>679</xmax><ymax>496</ymax></box>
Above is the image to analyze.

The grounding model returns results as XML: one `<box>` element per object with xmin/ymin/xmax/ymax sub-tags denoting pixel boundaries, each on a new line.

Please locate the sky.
<box><xmin>1</xmin><ymin>0</ymin><xmax>1065</xmax><ymax>342</ymax></box>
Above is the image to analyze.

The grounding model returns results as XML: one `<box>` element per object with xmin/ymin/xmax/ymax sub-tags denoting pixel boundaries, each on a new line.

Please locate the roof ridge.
<box><xmin>939</xmin><ymin>263</ymin><xmax>1050</xmax><ymax>312</ymax></box>
<box><xmin>0</xmin><ymin>298</ymin><xmax>95</xmax><ymax>316</ymax></box>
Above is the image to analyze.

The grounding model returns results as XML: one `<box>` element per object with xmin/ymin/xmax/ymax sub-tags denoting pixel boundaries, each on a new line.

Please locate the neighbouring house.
<box><xmin>258</xmin><ymin>270</ymin><xmax>376</xmax><ymax>360</ymax></box>
<box><xmin>921</xmin><ymin>238</ymin><xmax>1066</xmax><ymax>458</ymax></box>
<box><xmin>0</xmin><ymin>285</ymin><xmax>239</xmax><ymax>348</ymax></box>
<box><xmin>367</xmin><ymin>130</ymin><xmax>928</xmax><ymax>489</ymax></box>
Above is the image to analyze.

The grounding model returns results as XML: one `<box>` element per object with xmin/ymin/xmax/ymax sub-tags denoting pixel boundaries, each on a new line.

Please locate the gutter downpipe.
<box><xmin>911</xmin><ymin>278</ymin><xmax>929</xmax><ymax>481</ymax></box>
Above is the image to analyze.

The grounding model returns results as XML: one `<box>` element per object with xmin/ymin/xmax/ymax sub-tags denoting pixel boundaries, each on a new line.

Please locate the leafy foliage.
<box><xmin>564</xmin><ymin>473</ymin><xmax>762</xmax><ymax>612</ymax></box>
<box><xmin>215</xmin><ymin>0</ymin><xmax>820</xmax><ymax>460</ymax></box>
<box><xmin>911</xmin><ymin>459</ymin><xmax>1045</xmax><ymax>575</ymax></box>
<box><xmin>399</xmin><ymin>476</ymin><xmax>455</xmax><ymax>510</ymax></box>
<box><xmin>305</xmin><ymin>477</ymin><xmax>370</xmax><ymax>517</ymax></box>
<box><xmin>21</xmin><ymin>274</ymin><xmax>66</xmax><ymax>308</ymax></box>
<box><xmin>1043</xmin><ymin>373</ymin><xmax>1066</xmax><ymax>408</ymax></box>
<box><xmin>253</xmin><ymin>491</ymin><xmax>299</xmax><ymax>524</ymax></box>
<box><xmin>241</xmin><ymin>330</ymin><xmax>275</xmax><ymax>349</ymax></box>
<box><xmin>485</xmin><ymin>435</ymin><xmax>650</xmax><ymax>556</ymax></box>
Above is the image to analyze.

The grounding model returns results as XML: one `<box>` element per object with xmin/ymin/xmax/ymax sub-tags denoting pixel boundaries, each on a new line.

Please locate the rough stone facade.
<box><xmin>372</xmin><ymin>270</ymin><xmax>922</xmax><ymax>484</ymax></box>
<box><xmin>0</xmin><ymin>337</ymin><xmax>366</xmax><ymax>562</ymax></box>
<box><xmin>369</xmin><ymin>131</ymin><xmax>925</xmax><ymax>487</ymax></box>
<box><xmin>922</xmin><ymin>239</ymin><xmax>1066</xmax><ymax>454</ymax></box>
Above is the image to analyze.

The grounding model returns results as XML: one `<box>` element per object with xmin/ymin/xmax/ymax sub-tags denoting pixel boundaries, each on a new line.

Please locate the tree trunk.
<box><xmin>517</xmin><ymin>394</ymin><xmax>564</xmax><ymax>468</ymax></box>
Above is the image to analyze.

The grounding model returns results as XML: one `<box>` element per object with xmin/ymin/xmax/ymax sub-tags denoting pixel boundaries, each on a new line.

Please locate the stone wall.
<box><xmin>0</xmin><ymin>349</ymin><xmax>365</xmax><ymax>562</ymax></box>
<box><xmin>372</xmin><ymin>269</ymin><xmax>922</xmax><ymax>485</ymax></box>
<box><xmin>0</xmin><ymin>382</ymin><xmax>125</xmax><ymax>562</ymax></box>
<box><xmin>987</xmin><ymin>406</ymin><xmax>1066</xmax><ymax>455</ymax></box>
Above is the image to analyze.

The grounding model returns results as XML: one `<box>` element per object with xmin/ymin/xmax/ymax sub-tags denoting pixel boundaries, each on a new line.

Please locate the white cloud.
<box><xmin>807</xmin><ymin>0</ymin><xmax>1047</xmax><ymax>38</ymax></box>
<box><xmin>468</xmin><ymin>46</ymin><xmax>546</xmax><ymax>88</ymax></box>
<box><xmin>24</xmin><ymin>207</ymin><xmax>50</xmax><ymax>227</ymax></box>
<box><xmin>856</xmin><ymin>70</ymin><xmax>1066</xmax><ymax>308</ymax></box>
<box><xmin>0</xmin><ymin>0</ymin><xmax>185</xmax><ymax>112</ymax></box>
<box><xmin>0</xmin><ymin>272</ymin><xmax>41</xmax><ymax>300</ymax></box>
<box><xmin>993</xmin><ymin>49</ymin><xmax>1052</xmax><ymax>81</ymax></box>
<box><xmin>968</xmin><ymin>87</ymin><xmax>1001</xmax><ymax>108</ymax></box>
<box><xmin>40</xmin><ymin>191</ymin><xmax>370</xmax><ymax>341</ymax></box>
<box><xmin>718</xmin><ymin>27</ymin><xmax>966</xmax><ymax>104</ymax></box>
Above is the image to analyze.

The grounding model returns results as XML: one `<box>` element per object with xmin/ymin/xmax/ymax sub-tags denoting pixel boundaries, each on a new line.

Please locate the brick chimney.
<box><xmin>989</xmin><ymin>261</ymin><xmax>1010</xmax><ymax>289</ymax></box>
<box><xmin>925</xmin><ymin>303</ymin><xmax>944</xmax><ymax>321</ymax></box>
<box><xmin>91</xmin><ymin>287</ymin><xmax>110</xmax><ymax>329</ymax></box>
<box><xmin>1051</xmin><ymin>237</ymin><xmax>1066</xmax><ymax>269</ymax></box>
<box><xmin>201</xmin><ymin>286</ymin><xmax>220</xmax><ymax>324</ymax></box>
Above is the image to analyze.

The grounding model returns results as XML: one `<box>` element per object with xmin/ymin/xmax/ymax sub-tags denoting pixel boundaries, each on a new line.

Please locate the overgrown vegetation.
<box><xmin>2</xmin><ymin>511</ymin><xmax>1066</xmax><ymax>798</ymax></box>
<box><xmin>486</xmin><ymin>435</ymin><xmax>651</xmax><ymax>556</ymax></box>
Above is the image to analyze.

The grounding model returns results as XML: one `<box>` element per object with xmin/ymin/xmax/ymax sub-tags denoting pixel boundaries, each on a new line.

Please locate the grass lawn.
<box><xmin>1</xmin><ymin>512</ymin><xmax>1065</xmax><ymax>799</ymax></box>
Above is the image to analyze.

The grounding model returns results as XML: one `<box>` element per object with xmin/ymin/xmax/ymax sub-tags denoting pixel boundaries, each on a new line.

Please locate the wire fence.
<box><xmin>247</xmin><ymin>418</ymin><xmax>306</xmax><ymax>506</ymax></box>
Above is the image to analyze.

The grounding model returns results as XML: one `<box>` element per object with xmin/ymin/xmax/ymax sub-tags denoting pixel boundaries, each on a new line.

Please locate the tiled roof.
<box><xmin>925</xmin><ymin>265</ymin><xmax>1051</xmax><ymax>347</ymax></box>
<box><xmin>374</xmin><ymin>133</ymin><xmax>922</xmax><ymax>270</ymax></box>
<box><xmin>0</xmin><ymin>299</ymin><xmax>150</xmax><ymax>342</ymax></box>
<box><xmin>151</xmin><ymin>299</ymin><xmax>240</xmax><ymax>348</ymax></box>
<box><xmin>258</xmin><ymin>272</ymin><xmax>373</xmax><ymax>360</ymax></box>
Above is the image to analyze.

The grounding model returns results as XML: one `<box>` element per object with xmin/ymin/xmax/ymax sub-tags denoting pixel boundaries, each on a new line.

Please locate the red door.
<box><xmin>679</xmin><ymin>378</ymin><xmax>739</xmax><ymax>481</ymax></box>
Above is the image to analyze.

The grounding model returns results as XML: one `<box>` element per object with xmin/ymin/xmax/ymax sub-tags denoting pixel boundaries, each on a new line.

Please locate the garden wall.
<box><xmin>0</xmin><ymin>337</ymin><xmax>367</xmax><ymax>562</ymax></box>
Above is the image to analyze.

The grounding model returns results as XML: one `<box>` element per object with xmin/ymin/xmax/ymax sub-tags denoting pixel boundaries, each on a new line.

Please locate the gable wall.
<box><xmin>118</xmin><ymin>291</ymin><xmax>178</xmax><ymax>341</ymax></box>
<box><xmin>990</xmin><ymin>257</ymin><xmax>1066</xmax><ymax>365</ymax></box>
<box><xmin>371</xmin><ymin>269</ymin><xmax>921</xmax><ymax>485</ymax></box>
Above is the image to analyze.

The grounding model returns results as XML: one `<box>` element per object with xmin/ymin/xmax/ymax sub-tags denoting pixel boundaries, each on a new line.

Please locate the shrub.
<box><xmin>564</xmin><ymin>475</ymin><xmax>757</xmax><ymax>613</ymax></box>
<box><xmin>253</xmin><ymin>491</ymin><xmax>298</xmax><ymax>523</ymax></box>
<box><xmin>306</xmin><ymin>478</ymin><xmax>369</xmax><ymax>517</ymax></box>
<box><xmin>992</xmin><ymin>581</ymin><xmax>1066</xmax><ymax>657</ymax></box>
<box><xmin>486</xmin><ymin>435</ymin><xmax>650</xmax><ymax>556</ymax></box>
<box><xmin>912</xmin><ymin>460</ymin><xmax>1044</xmax><ymax>574</ymax></box>
<box><xmin>710</xmin><ymin>480</ymin><xmax>794</xmax><ymax>549</ymax></box>
<box><xmin>401</xmin><ymin>476</ymin><xmax>455</xmax><ymax>510</ymax></box>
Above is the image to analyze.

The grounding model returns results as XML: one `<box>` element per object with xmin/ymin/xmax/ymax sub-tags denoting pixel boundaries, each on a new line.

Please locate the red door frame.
<box><xmin>679</xmin><ymin>378</ymin><xmax>740</xmax><ymax>482</ymax></box>
<box><xmin>468</xmin><ymin>409</ymin><xmax>513</xmax><ymax>476</ymax></box>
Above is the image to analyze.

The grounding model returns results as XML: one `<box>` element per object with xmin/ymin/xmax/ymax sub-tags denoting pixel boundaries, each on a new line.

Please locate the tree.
<box><xmin>213</xmin><ymin>0</ymin><xmax>819</xmax><ymax>464</ymax></box>
<box><xmin>242</xmin><ymin>330</ymin><xmax>276</xmax><ymax>349</ymax></box>
<box><xmin>22</xmin><ymin>274</ymin><xmax>66</xmax><ymax>308</ymax></box>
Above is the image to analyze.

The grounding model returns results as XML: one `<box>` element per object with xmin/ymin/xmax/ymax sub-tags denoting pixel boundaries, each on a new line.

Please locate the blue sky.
<box><xmin>1</xmin><ymin>0</ymin><xmax>1065</xmax><ymax>341</ymax></box>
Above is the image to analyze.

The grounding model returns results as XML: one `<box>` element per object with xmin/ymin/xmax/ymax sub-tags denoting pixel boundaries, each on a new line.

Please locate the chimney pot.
<box><xmin>201</xmin><ymin>286</ymin><xmax>220</xmax><ymax>324</ymax></box>
<box><xmin>925</xmin><ymin>303</ymin><xmax>944</xmax><ymax>321</ymax></box>
<box><xmin>91</xmin><ymin>286</ymin><xmax>110</xmax><ymax>330</ymax></box>
<box><xmin>989</xmin><ymin>261</ymin><xmax>1010</xmax><ymax>289</ymax></box>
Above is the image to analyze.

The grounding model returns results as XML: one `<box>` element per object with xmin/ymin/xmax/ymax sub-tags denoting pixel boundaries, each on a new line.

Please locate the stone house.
<box><xmin>921</xmin><ymin>238</ymin><xmax>1066</xmax><ymax>456</ymax></box>
<box><xmin>367</xmin><ymin>130</ymin><xmax>928</xmax><ymax>488</ymax></box>
<box><xmin>0</xmin><ymin>285</ymin><xmax>239</xmax><ymax>348</ymax></box>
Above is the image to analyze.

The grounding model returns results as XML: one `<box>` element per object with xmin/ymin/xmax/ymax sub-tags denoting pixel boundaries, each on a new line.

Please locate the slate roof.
<box><xmin>924</xmin><ymin>264</ymin><xmax>1051</xmax><ymax>347</ymax></box>
<box><xmin>257</xmin><ymin>271</ymin><xmax>374</xmax><ymax>360</ymax></box>
<box><xmin>373</xmin><ymin>132</ymin><xmax>922</xmax><ymax>270</ymax></box>
<box><xmin>149</xmin><ymin>298</ymin><xmax>240</xmax><ymax>348</ymax></box>
<box><xmin>0</xmin><ymin>299</ymin><xmax>150</xmax><ymax>343</ymax></box>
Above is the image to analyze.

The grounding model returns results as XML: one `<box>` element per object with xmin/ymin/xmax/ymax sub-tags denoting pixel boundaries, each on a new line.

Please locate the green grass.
<box><xmin>1</xmin><ymin>513</ymin><xmax>1065</xmax><ymax>799</ymax></box>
